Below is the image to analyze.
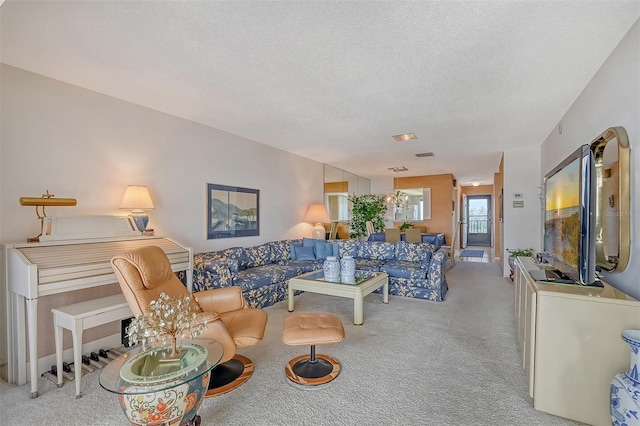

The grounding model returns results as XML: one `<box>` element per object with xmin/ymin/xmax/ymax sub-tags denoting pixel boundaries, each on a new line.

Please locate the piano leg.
<box><xmin>26</xmin><ymin>297</ymin><xmax>39</xmax><ymax>398</ymax></box>
<box><xmin>53</xmin><ymin>317</ymin><xmax>64</xmax><ymax>390</ymax></box>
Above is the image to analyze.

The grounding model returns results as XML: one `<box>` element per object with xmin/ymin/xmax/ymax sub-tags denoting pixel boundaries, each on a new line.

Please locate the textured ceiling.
<box><xmin>1</xmin><ymin>1</ymin><xmax>638</xmax><ymax>185</ymax></box>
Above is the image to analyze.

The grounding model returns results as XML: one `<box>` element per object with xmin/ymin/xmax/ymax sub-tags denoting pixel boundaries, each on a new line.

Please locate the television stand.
<box><xmin>513</xmin><ymin>256</ymin><xmax>639</xmax><ymax>425</ymax></box>
<box><xmin>528</xmin><ymin>268</ymin><xmax>604</xmax><ymax>287</ymax></box>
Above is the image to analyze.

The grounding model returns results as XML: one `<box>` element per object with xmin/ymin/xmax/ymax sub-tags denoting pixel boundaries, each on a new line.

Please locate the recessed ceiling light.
<box><xmin>415</xmin><ymin>152</ymin><xmax>434</xmax><ymax>158</ymax></box>
<box><xmin>392</xmin><ymin>133</ymin><xmax>417</xmax><ymax>142</ymax></box>
<box><xmin>388</xmin><ymin>166</ymin><xmax>408</xmax><ymax>172</ymax></box>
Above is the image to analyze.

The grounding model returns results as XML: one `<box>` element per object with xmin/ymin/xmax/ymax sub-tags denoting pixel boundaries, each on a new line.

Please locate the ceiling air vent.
<box><xmin>415</xmin><ymin>152</ymin><xmax>434</xmax><ymax>158</ymax></box>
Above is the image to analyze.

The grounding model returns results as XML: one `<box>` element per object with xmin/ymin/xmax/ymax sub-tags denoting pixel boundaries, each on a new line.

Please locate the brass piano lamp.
<box><xmin>19</xmin><ymin>190</ymin><xmax>77</xmax><ymax>242</ymax></box>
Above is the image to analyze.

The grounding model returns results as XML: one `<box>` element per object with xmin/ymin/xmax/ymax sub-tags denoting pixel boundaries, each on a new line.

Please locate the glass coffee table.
<box><xmin>287</xmin><ymin>270</ymin><xmax>388</xmax><ymax>325</ymax></box>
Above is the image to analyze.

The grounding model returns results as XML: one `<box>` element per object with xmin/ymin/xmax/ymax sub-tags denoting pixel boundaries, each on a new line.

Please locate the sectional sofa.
<box><xmin>192</xmin><ymin>238</ymin><xmax>448</xmax><ymax>309</ymax></box>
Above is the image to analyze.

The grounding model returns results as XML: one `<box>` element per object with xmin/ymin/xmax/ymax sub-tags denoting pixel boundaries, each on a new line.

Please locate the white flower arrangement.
<box><xmin>126</xmin><ymin>292</ymin><xmax>208</xmax><ymax>355</ymax></box>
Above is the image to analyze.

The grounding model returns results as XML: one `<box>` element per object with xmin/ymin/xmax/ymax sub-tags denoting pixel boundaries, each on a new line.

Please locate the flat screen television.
<box><xmin>542</xmin><ymin>144</ymin><xmax>598</xmax><ymax>286</ymax></box>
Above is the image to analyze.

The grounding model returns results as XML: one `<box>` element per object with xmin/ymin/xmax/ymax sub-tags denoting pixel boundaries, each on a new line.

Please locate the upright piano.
<box><xmin>3</xmin><ymin>216</ymin><xmax>192</xmax><ymax>397</ymax></box>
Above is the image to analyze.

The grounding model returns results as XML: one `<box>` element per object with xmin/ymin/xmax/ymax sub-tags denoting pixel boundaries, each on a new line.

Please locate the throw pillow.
<box><xmin>302</xmin><ymin>237</ymin><xmax>319</xmax><ymax>248</ymax></box>
<box><xmin>289</xmin><ymin>242</ymin><xmax>303</xmax><ymax>260</ymax></box>
<box><xmin>294</xmin><ymin>245</ymin><xmax>316</xmax><ymax>261</ymax></box>
<box><xmin>313</xmin><ymin>240</ymin><xmax>334</xmax><ymax>260</ymax></box>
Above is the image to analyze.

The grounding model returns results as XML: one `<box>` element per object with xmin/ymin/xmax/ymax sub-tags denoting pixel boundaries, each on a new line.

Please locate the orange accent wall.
<box><xmin>324</xmin><ymin>181</ymin><xmax>348</xmax><ymax>192</ymax></box>
<box><xmin>461</xmin><ymin>185</ymin><xmax>493</xmax><ymax>196</ymax></box>
<box><xmin>394</xmin><ymin>174</ymin><xmax>455</xmax><ymax>244</ymax></box>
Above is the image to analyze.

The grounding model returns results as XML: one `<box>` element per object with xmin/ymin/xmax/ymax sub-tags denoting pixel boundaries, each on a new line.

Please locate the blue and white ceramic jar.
<box><xmin>340</xmin><ymin>255</ymin><xmax>355</xmax><ymax>279</ymax></box>
<box><xmin>323</xmin><ymin>256</ymin><xmax>340</xmax><ymax>279</ymax></box>
<box><xmin>610</xmin><ymin>329</ymin><xmax>640</xmax><ymax>426</ymax></box>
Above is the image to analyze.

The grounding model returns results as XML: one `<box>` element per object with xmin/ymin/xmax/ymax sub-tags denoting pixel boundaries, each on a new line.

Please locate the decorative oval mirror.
<box><xmin>590</xmin><ymin>126</ymin><xmax>630</xmax><ymax>272</ymax></box>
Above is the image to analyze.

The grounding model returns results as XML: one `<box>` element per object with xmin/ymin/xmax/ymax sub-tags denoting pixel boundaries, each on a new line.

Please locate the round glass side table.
<box><xmin>99</xmin><ymin>339</ymin><xmax>224</xmax><ymax>426</ymax></box>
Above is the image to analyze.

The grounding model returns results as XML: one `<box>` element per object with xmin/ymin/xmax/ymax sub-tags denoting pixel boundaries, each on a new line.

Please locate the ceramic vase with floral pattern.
<box><xmin>610</xmin><ymin>329</ymin><xmax>640</xmax><ymax>426</ymax></box>
<box><xmin>340</xmin><ymin>255</ymin><xmax>355</xmax><ymax>279</ymax></box>
<box><xmin>323</xmin><ymin>256</ymin><xmax>340</xmax><ymax>279</ymax></box>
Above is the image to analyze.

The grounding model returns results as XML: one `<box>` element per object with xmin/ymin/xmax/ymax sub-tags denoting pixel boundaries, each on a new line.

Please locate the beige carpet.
<box><xmin>0</xmin><ymin>261</ymin><xmax>583</xmax><ymax>425</ymax></box>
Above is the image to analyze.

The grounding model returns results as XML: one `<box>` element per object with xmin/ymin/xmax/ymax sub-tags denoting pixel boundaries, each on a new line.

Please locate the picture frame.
<box><xmin>207</xmin><ymin>183</ymin><xmax>260</xmax><ymax>239</ymax></box>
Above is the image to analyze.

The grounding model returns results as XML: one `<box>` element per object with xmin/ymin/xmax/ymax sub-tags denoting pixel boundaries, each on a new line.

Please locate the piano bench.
<box><xmin>51</xmin><ymin>294</ymin><xmax>132</xmax><ymax>398</ymax></box>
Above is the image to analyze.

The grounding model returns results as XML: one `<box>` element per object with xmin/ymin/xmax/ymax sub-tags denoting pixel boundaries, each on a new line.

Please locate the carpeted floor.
<box><xmin>460</xmin><ymin>249</ymin><xmax>485</xmax><ymax>258</ymax></box>
<box><xmin>0</xmin><ymin>262</ymin><xmax>583</xmax><ymax>425</ymax></box>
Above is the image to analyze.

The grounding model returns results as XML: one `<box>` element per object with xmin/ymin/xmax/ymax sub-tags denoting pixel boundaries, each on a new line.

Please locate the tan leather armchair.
<box><xmin>111</xmin><ymin>245</ymin><xmax>267</xmax><ymax>396</ymax></box>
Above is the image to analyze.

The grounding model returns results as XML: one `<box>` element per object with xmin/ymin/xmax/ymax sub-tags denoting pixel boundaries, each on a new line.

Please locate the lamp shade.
<box><xmin>304</xmin><ymin>204</ymin><xmax>330</xmax><ymax>224</ymax></box>
<box><xmin>120</xmin><ymin>185</ymin><xmax>155</xmax><ymax>212</ymax></box>
<box><xmin>304</xmin><ymin>204</ymin><xmax>330</xmax><ymax>240</ymax></box>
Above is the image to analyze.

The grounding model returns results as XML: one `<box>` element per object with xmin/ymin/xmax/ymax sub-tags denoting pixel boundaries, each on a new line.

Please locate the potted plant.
<box><xmin>399</xmin><ymin>221</ymin><xmax>413</xmax><ymax>231</ymax></box>
<box><xmin>348</xmin><ymin>194</ymin><xmax>387</xmax><ymax>239</ymax></box>
<box><xmin>507</xmin><ymin>248</ymin><xmax>535</xmax><ymax>281</ymax></box>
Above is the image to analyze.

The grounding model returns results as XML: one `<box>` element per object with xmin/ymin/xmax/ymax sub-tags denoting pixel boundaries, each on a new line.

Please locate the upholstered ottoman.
<box><xmin>282</xmin><ymin>312</ymin><xmax>345</xmax><ymax>385</ymax></box>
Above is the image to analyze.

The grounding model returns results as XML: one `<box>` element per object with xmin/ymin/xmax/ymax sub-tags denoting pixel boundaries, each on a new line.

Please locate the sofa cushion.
<box><xmin>194</xmin><ymin>252</ymin><xmax>239</xmax><ymax>276</ymax></box>
<box><xmin>294</xmin><ymin>245</ymin><xmax>316</xmax><ymax>261</ymax></box>
<box><xmin>357</xmin><ymin>241</ymin><xmax>395</xmax><ymax>260</ymax></box>
<box><xmin>336</xmin><ymin>239</ymin><xmax>359</xmax><ymax>258</ymax></box>
<box><xmin>355</xmin><ymin>258</ymin><xmax>386</xmax><ymax>271</ymax></box>
<box><xmin>192</xmin><ymin>260</ymin><xmax>235</xmax><ymax>292</ymax></box>
<box><xmin>237</xmin><ymin>244</ymin><xmax>272</xmax><ymax>269</ymax></box>
<box><xmin>395</xmin><ymin>241</ymin><xmax>434</xmax><ymax>265</ymax></box>
<box><xmin>235</xmin><ymin>264</ymin><xmax>301</xmax><ymax>291</ymax></box>
<box><xmin>281</xmin><ymin>259</ymin><xmax>324</xmax><ymax>273</ymax></box>
<box><xmin>235</xmin><ymin>270</ymin><xmax>273</xmax><ymax>291</ymax></box>
<box><xmin>268</xmin><ymin>240</ymin><xmax>292</xmax><ymax>263</ymax></box>
<box><xmin>380</xmin><ymin>260</ymin><xmax>427</xmax><ymax>279</ymax></box>
<box><xmin>219</xmin><ymin>247</ymin><xmax>245</xmax><ymax>260</ymax></box>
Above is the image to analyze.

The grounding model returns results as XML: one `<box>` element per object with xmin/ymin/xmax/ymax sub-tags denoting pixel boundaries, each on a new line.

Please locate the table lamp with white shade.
<box><xmin>120</xmin><ymin>185</ymin><xmax>155</xmax><ymax>233</ymax></box>
<box><xmin>304</xmin><ymin>203</ymin><xmax>331</xmax><ymax>240</ymax></box>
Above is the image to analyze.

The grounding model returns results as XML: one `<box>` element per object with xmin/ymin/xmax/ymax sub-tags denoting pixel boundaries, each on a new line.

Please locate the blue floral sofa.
<box><xmin>192</xmin><ymin>238</ymin><xmax>448</xmax><ymax>309</ymax></box>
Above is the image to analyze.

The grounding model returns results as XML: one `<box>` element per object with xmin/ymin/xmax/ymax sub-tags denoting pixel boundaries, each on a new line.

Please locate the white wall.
<box><xmin>0</xmin><ymin>64</ymin><xmax>324</xmax><ymax>252</ymax></box>
<box><xmin>502</xmin><ymin>146</ymin><xmax>542</xmax><ymax>275</ymax></box>
<box><xmin>540</xmin><ymin>20</ymin><xmax>639</xmax><ymax>298</ymax></box>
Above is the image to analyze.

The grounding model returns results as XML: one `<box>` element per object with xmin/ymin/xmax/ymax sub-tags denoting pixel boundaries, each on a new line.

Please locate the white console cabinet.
<box><xmin>514</xmin><ymin>257</ymin><xmax>640</xmax><ymax>426</ymax></box>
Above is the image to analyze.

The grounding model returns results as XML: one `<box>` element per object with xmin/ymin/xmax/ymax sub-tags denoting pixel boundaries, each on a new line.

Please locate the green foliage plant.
<box><xmin>348</xmin><ymin>194</ymin><xmax>387</xmax><ymax>239</ymax></box>
<box><xmin>399</xmin><ymin>221</ymin><xmax>413</xmax><ymax>231</ymax></box>
<box><xmin>507</xmin><ymin>248</ymin><xmax>535</xmax><ymax>257</ymax></box>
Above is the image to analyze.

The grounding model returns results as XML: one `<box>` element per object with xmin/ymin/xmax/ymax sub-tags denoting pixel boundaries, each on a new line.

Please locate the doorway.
<box><xmin>466</xmin><ymin>195</ymin><xmax>492</xmax><ymax>246</ymax></box>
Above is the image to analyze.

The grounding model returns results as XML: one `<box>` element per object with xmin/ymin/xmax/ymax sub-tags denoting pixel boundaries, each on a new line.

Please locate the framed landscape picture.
<box><xmin>207</xmin><ymin>183</ymin><xmax>260</xmax><ymax>239</ymax></box>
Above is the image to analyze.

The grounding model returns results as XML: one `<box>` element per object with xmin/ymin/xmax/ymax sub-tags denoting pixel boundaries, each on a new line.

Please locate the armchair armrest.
<box><xmin>427</xmin><ymin>249</ymin><xmax>448</xmax><ymax>285</ymax></box>
<box><xmin>196</xmin><ymin>286</ymin><xmax>246</xmax><ymax>314</ymax></box>
<box><xmin>197</xmin><ymin>311</ymin><xmax>221</xmax><ymax>323</ymax></box>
